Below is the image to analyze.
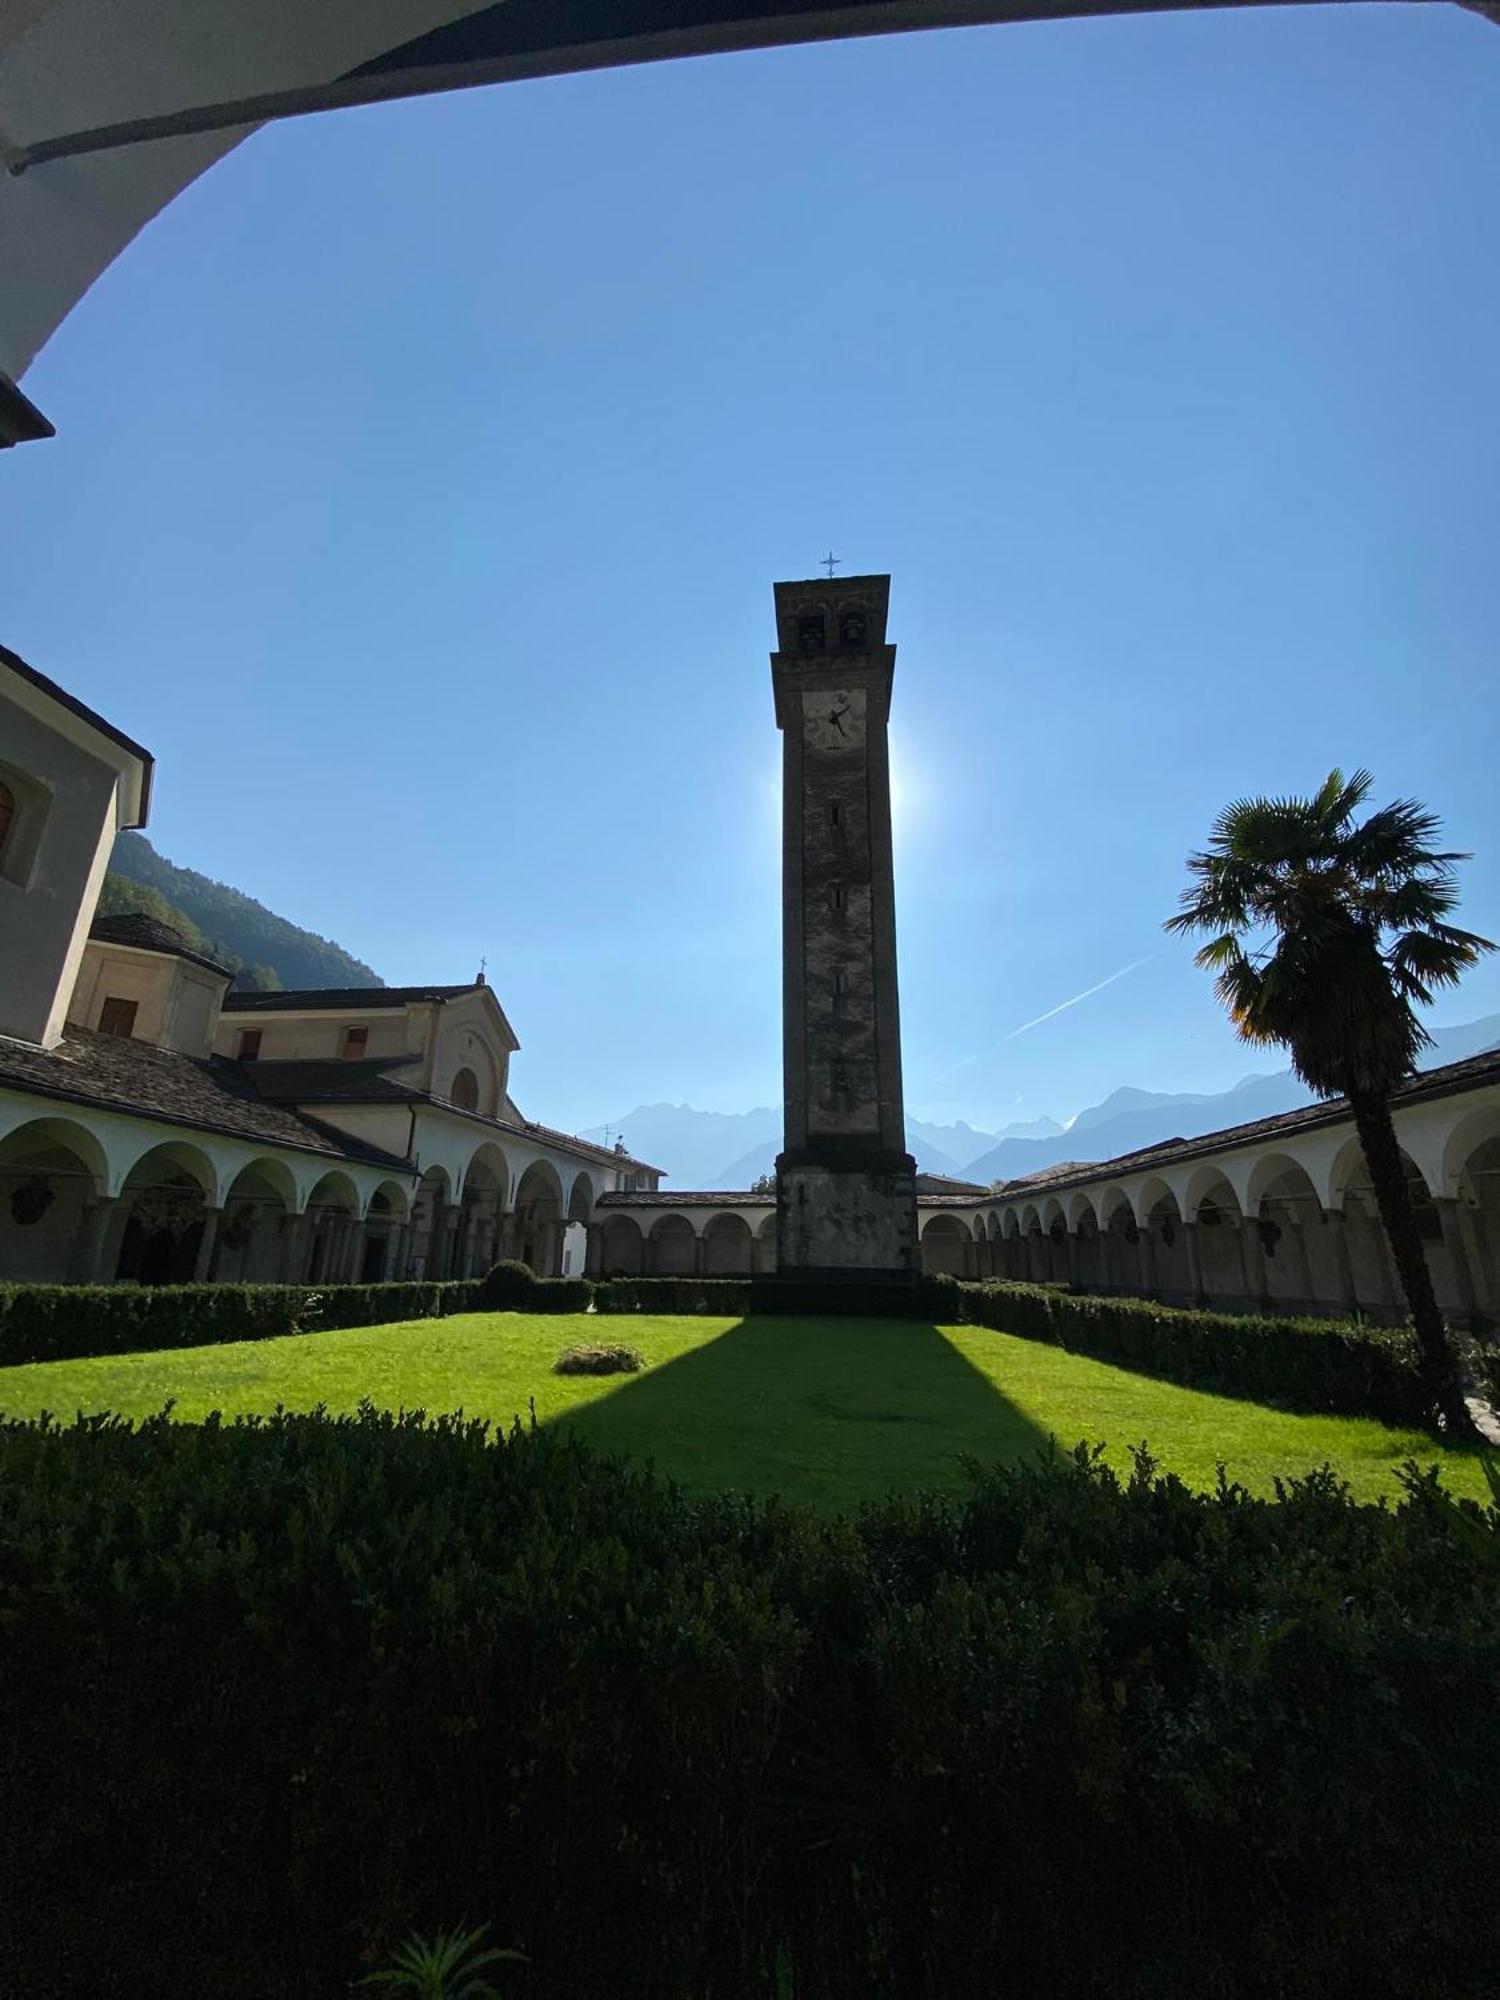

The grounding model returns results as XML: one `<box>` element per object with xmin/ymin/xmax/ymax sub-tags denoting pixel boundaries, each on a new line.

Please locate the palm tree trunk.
<box><xmin>1348</xmin><ymin>1090</ymin><xmax>1478</xmax><ymax>1440</ymax></box>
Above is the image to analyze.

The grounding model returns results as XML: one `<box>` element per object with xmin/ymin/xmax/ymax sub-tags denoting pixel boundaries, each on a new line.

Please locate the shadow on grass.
<box><xmin>551</xmin><ymin>1315</ymin><xmax>1051</xmax><ymax>1514</ymax></box>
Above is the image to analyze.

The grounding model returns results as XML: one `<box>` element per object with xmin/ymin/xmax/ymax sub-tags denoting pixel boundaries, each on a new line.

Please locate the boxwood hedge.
<box><xmin>0</xmin><ymin>1406</ymin><xmax>1493</xmax><ymax>1998</ymax></box>
<box><xmin>0</xmin><ymin>1277</ymin><xmax>482</xmax><ymax>1367</ymax></box>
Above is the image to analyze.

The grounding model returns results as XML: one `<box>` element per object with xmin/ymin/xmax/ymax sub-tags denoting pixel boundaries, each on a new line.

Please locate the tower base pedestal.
<box><xmin>775</xmin><ymin>1155</ymin><xmax>919</xmax><ymax>1280</ymax></box>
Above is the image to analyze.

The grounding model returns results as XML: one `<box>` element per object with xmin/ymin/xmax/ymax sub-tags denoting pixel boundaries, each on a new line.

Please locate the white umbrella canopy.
<box><xmin>2</xmin><ymin>0</ymin><xmax>1496</xmax><ymax>443</ymax></box>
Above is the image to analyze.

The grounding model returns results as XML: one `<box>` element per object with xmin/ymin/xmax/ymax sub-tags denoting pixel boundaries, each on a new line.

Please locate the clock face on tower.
<box><xmin>803</xmin><ymin>688</ymin><xmax>867</xmax><ymax>752</ymax></box>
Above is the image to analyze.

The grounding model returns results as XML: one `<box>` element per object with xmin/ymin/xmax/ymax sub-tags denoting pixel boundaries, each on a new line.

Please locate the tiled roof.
<box><xmin>247</xmin><ymin>1055</ymin><xmax>425</xmax><ymax>1104</ymax></box>
<box><xmin>222</xmin><ymin>984</ymin><xmax>474</xmax><ymax>1012</ymax></box>
<box><xmin>599</xmin><ymin>1189</ymin><xmax>773</xmax><ymax>1207</ymax></box>
<box><xmin>991</xmin><ymin>1046</ymin><xmax>1500</xmax><ymax>1203</ymax></box>
<box><xmin>0</xmin><ymin>1029</ymin><xmax>411</xmax><ymax>1172</ymax></box>
<box><xmin>89</xmin><ymin>910</ymin><xmax>234</xmax><ymax>977</ymax></box>
<box><xmin>242</xmin><ymin>1058</ymin><xmax>663</xmax><ymax>1174</ymax></box>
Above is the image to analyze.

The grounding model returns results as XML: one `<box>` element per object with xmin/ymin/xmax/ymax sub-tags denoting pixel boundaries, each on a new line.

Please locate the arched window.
<box><xmin>450</xmin><ymin>1067</ymin><xmax>478</xmax><ymax>1111</ymax></box>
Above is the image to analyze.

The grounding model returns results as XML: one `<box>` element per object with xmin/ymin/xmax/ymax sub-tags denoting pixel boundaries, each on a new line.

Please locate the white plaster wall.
<box><xmin>212</xmin><ymin>1009</ymin><xmax>415</xmax><ymax>1061</ymax></box>
<box><xmin>0</xmin><ymin>687</ymin><xmax>122</xmax><ymax>1046</ymax></box>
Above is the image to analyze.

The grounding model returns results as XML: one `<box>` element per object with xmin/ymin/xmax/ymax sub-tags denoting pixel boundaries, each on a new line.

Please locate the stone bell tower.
<box><xmin>771</xmin><ymin>574</ymin><xmax>918</xmax><ymax>1278</ymax></box>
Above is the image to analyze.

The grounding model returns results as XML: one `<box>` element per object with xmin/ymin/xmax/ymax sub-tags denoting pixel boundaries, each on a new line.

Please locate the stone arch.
<box><xmin>455</xmin><ymin>1144</ymin><xmax>510</xmax><ymax>1278</ymax></box>
<box><xmin>1248</xmin><ymin>1155</ymin><xmax>1325</xmax><ymax>1309</ymax></box>
<box><xmin>567</xmin><ymin>1172</ymin><xmax>595</xmax><ymax>1223</ymax></box>
<box><xmin>513</xmin><ymin>1159</ymin><xmax>566</xmax><ymax>1276</ymax></box>
<box><xmin>703</xmin><ymin>1210</ymin><xmax>754</xmax><ymax>1275</ymax></box>
<box><xmin>215</xmin><ymin>1156</ymin><xmax>297</xmax><ymax>1283</ymax></box>
<box><xmin>0</xmin><ymin>1116</ymin><xmax>110</xmax><ymax>1281</ymax></box>
<box><xmin>114</xmin><ymin>1139</ymin><xmax>217</xmax><ymax>1284</ymax></box>
<box><xmin>1441</xmin><ymin>1104</ymin><xmax>1500</xmax><ymax>1199</ymax></box>
<box><xmin>303</xmin><ymin>1168</ymin><xmax>359</xmax><ymax>1285</ymax></box>
<box><xmin>1139</xmin><ymin>1179</ymin><xmax>1190</xmax><ymax>1298</ymax></box>
<box><xmin>919</xmin><ymin>1211</ymin><xmax>969</xmax><ymax>1277</ymax></box>
<box><xmin>754</xmin><ymin>1211</ymin><xmax>778</xmax><ymax>1274</ymax></box>
<box><xmin>601</xmin><ymin>1213</ymin><xmax>645</xmax><ymax>1276</ymax></box>
<box><xmin>1066</xmin><ymin>1191</ymin><xmax>1099</xmax><ymax>1232</ymax></box>
<box><xmin>359</xmin><ymin>1179</ymin><xmax>410</xmax><ymax>1283</ymax></box>
<box><xmin>647</xmin><ymin>1212</ymin><xmax>697</xmax><ymax>1277</ymax></box>
<box><xmin>1454</xmin><ymin>1130</ymin><xmax>1500</xmax><ymax>1319</ymax></box>
<box><xmin>1068</xmin><ymin>1191</ymin><xmax>1102</xmax><ymax>1289</ymax></box>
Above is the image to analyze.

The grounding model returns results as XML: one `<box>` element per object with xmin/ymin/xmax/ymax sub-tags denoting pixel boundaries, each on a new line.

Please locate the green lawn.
<box><xmin>0</xmin><ymin>1310</ymin><xmax>1488</xmax><ymax>1510</ymax></box>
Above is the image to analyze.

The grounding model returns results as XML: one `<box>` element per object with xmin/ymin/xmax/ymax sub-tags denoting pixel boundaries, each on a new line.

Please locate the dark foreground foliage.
<box><xmin>0</xmin><ymin>1278</ymin><xmax>483</xmax><ymax>1366</ymax></box>
<box><xmin>0</xmin><ymin>1406</ymin><xmax>1494</xmax><ymax>1999</ymax></box>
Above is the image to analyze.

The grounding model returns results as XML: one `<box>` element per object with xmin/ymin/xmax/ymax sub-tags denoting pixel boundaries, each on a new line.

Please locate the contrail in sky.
<box><xmin>999</xmin><ymin>954</ymin><xmax>1156</xmax><ymax>1043</ymax></box>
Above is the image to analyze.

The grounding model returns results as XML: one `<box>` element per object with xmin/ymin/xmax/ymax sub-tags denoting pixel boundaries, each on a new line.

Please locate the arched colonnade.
<box><xmin>589</xmin><ymin>1202</ymin><xmax>778</xmax><ymax>1278</ymax></box>
<box><xmin>931</xmin><ymin>1085</ymin><xmax>1500</xmax><ymax>1326</ymax></box>
<box><xmin>0</xmin><ymin>1094</ymin><xmax>615</xmax><ymax>1285</ymax></box>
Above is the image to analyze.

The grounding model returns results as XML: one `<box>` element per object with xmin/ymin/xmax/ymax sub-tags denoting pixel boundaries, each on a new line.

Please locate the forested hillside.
<box><xmin>108</xmin><ymin>833</ymin><xmax>383</xmax><ymax>992</ymax></box>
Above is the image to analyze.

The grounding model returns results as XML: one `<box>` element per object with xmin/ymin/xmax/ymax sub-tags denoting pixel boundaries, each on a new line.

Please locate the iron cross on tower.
<box><xmin>821</xmin><ymin>550</ymin><xmax>841</xmax><ymax>580</ymax></box>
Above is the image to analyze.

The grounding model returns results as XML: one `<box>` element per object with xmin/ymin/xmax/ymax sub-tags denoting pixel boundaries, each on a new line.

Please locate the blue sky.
<box><xmin>5</xmin><ymin>5</ymin><xmax>1499</xmax><ymax>1136</ymax></box>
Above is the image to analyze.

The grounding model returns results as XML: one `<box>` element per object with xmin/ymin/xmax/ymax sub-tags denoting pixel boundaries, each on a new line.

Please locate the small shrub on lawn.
<box><xmin>475</xmin><ymin>1259</ymin><xmax>536</xmax><ymax>1311</ymax></box>
<box><xmin>553</xmin><ymin>1343</ymin><xmax>644</xmax><ymax>1376</ymax></box>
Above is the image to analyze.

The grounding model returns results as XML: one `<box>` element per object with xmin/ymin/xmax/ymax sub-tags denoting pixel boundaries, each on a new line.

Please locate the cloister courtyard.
<box><xmin>1</xmin><ymin>1307</ymin><xmax>1489</xmax><ymax>1510</ymax></box>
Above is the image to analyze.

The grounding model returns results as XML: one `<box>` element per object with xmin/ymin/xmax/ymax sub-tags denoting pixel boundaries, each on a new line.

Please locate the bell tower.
<box><xmin>771</xmin><ymin>574</ymin><xmax>918</xmax><ymax>1278</ymax></box>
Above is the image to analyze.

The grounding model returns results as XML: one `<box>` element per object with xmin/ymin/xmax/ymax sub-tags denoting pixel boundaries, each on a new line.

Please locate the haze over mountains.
<box><xmin>593</xmin><ymin>1013</ymin><xmax>1500</xmax><ymax>1191</ymax></box>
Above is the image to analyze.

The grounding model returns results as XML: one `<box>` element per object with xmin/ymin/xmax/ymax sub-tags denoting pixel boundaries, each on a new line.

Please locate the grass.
<box><xmin>0</xmin><ymin>1310</ymin><xmax>1489</xmax><ymax>1511</ymax></box>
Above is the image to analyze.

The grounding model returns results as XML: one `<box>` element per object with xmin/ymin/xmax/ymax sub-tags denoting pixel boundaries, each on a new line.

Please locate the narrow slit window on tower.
<box><xmin>829</xmin><ymin>883</ymin><xmax>845</xmax><ymax>914</ymax></box>
<box><xmin>829</xmin><ymin>801</ymin><xmax>841</xmax><ymax>829</ymax></box>
<box><xmin>340</xmin><ymin>1024</ymin><xmax>369</xmax><ymax>1060</ymax></box>
<box><xmin>830</xmin><ymin>969</ymin><xmax>844</xmax><ymax>1017</ymax></box>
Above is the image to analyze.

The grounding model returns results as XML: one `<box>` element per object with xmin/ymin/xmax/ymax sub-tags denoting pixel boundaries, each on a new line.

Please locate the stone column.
<box><xmin>1435</xmin><ymin>1198</ymin><xmax>1477</xmax><ymax>1321</ymax></box>
<box><xmin>585</xmin><ymin>1223</ymin><xmax>606</xmax><ymax>1277</ymax></box>
<box><xmin>1184</xmin><ymin>1219</ymin><xmax>1204</xmax><ymax>1302</ymax></box>
<box><xmin>191</xmin><ymin>1207</ymin><xmax>222</xmax><ymax>1283</ymax></box>
<box><xmin>1287</xmin><ymin>1210</ymin><xmax>1315</xmax><ymax>1312</ymax></box>
<box><xmin>280</xmin><ymin>1211</ymin><xmax>311</xmax><ymax>1284</ymax></box>
<box><xmin>1457</xmin><ymin>1201</ymin><xmax>1494</xmax><ymax>1321</ymax></box>
<box><xmin>1136</xmin><ymin>1226</ymin><xmax>1155</xmax><ymax>1297</ymax></box>
<box><xmin>70</xmin><ymin>1195</ymin><xmax>119</xmax><ymax>1284</ymax></box>
<box><xmin>1238</xmin><ymin>1217</ymin><xmax>1269</xmax><ymax>1312</ymax></box>
<box><xmin>427</xmin><ymin>1200</ymin><xmax>450</xmax><ymax>1281</ymax></box>
<box><xmin>394</xmin><ymin>1222</ymin><xmax>413</xmax><ymax>1280</ymax></box>
<box><xmin>346</xmin><ymin>1219</ymin><xmax>368</xmax><ymax>1284</ymax></box>
<box><xmin>1324</xmin><ymin>1206</ymin><xmax>1357</xmax><ymax>1315</ymax></box>
<box><xmin>693</xmin><ymin>1231</ymin><xmax>706</xmax><ymax>1277</ymax></box>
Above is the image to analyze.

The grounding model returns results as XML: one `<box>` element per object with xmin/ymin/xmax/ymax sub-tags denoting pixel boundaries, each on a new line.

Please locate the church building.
<box><xmin>0</xmin><ymin>642</ymin><xmax>660</xmax><ymax>1287</ymax></box>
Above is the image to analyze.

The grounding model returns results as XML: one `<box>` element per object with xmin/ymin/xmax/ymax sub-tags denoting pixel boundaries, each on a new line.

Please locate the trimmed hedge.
<box><xmin>0</xmin><ymin>1406</ymin><xmax>1494</xmax><ymax>1998</ymax></box>
<box><xmin>957</xmin><ymin>1279</ymin><xmax>1428</xmax><ymax>1422</ymax></box>
<box><xmin>593</xmin><ymin>1274</ymin><xmax>961</xmax><ymax>1319</ymax></box>
<box><xmin>0</xmin><ymin>1278</ymin><xmax>482</xmax><ymax>1368</ymax></box>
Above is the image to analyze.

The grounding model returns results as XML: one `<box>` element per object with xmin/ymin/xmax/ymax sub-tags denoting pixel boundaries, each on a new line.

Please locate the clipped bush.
<box><xmin>0</xmin><ymin>1279</ymin><xmax>480</xmax><ymax>1368</ymax></box>
<box><xmin>553</xmin><ymin>1343</ymin><xmax>644</xmax><ymax>1376</ymax></box>
<box><xmin>956</xmin><ymin>1279</ymin><xmax>1427</xmax><ymax>1420</ymax></box>
<box><xmin>528</xmin><ymin>1277</ymin><xmax>593</xmax><ymax>1314</ymax></box>
<box><xmin>592</xmin><ymin>1274</ymin><xmax>961</xmax><ymax>1320</ymax></box>
<box><xmin>0</xmin><ymin>1408</ymin><xmax>1495</xmax><ymax>1999</ymax></box>
<box><xmin>475</xmin><ymin>1259</ymin><xmax>536</xmax><ymax>1311</ymax></box>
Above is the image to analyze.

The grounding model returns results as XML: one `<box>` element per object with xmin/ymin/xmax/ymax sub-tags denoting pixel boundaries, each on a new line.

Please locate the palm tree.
<box><xmin>1165</xmin><ymin>768</ymin><xmax>1493</xmax><ymax>1438</ymax></box>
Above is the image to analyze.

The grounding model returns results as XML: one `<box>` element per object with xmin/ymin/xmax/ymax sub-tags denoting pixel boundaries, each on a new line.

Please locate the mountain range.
<box><xmin>108</xmin><ymin>833</ymin><xmax>383</xmax><ymax>992</ymax></box>
<box><xmin>593</xmin><ymin>1012</ymin><xmax>1500</xmax><ymax>1190</ymax></box>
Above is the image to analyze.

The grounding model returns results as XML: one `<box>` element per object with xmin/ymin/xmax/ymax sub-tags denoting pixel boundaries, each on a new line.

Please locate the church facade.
<box><xmin>0</xmin><ymin>643</ymin><xmax>660</xmax><ymax>1288</ymax></box>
